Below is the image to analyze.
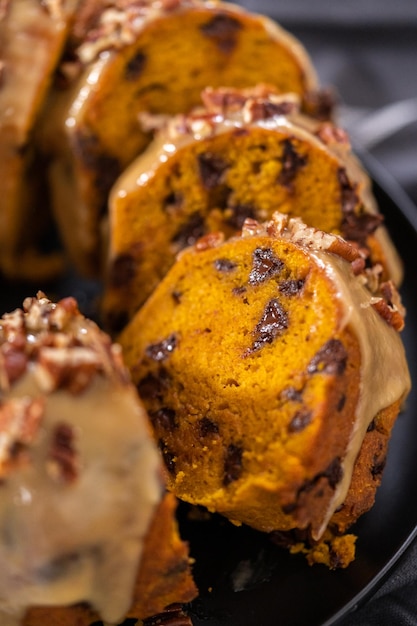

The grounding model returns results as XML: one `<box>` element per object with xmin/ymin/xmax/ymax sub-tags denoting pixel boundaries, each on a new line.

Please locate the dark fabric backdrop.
<box><xmin>235</xmin><ymin>2</ymin><xmax>417</xmax><ymax>624</ymax></box>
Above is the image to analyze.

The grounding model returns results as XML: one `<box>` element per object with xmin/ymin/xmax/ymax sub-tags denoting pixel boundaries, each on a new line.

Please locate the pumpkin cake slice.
<box><xmin>0</xmin><ymin>294</ymin><xmax>196</xmax><ymax>626</ymax></box>
<box><xmin>103</xmin><ymin>87</ymin><xmax>401</xmax><ymax>332</ymax></box>
<box><xmin>41</xmin><ymin>0</ymin><xmax>327</xmax><ymax>276</ymax></box>
<box><xmin>119</xmin><ymin>213</ymin><xmax>410</xmax><ymax>568</ymax></box>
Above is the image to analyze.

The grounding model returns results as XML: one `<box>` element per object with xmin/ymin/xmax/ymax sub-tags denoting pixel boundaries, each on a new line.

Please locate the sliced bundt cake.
<box><xmin>119</xmin><ymin>213</ymin><xmax>410</xmax><ymax>568</ymax></box>
<box><xmin>104</xmin><ymin>87</ymin><xmax>401</xmax><ymax>332</ymax></box>
<box><xmin>0</xmin><ymin>294</ymin><xmax>196</xmax><ymax>626</ymax></box>
<box><xmin>41</xmin><ymin>0</ymin><xmax>327</xmax><ymax>275</ymax></box>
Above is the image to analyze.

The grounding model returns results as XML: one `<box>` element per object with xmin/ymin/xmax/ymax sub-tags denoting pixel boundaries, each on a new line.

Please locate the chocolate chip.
<box><xmin>281</xmin><ymin>386</ymin><xmax>303</xmax><ymax>402</ymax></box>
<box><xmin>200</xmin><ymin>14</ymin><xmax>242</xmax><ymax>53</ymax></box>
<box><xmin>278</xmin><ymin>139</ymin><xmax>307</xmax><ymax>190</ymax></box>
<box><xmin>324</xmin><ymin>457</ymin><xmax>343</xmax><ymax>489</ymax></box>
<box><xmin>337</xmin><ymin>168</ymin><xmax>358</xmax><ymax>216</ymax></box>
<box><xmin>342</xmin><ymin>211</ymin><xmax>384</xmax><ymax>245</ymax></box>
<box><xmin>232</xmin><ymin>285</ymin><xmax>247</xmax><ymax>296</ymax></box>
<box><xmin>279</xmin><ymin>279</ymin><xmax>305</xmax><ymax>296</ymax></box>
<box><xmin>172</xmin><ymin>212</ymin><xmax>206</xmax><ymax>248</ymax></box>
<box><xmin>307</xmin><ymin>339</ymin><xmax>348</xmax><ymax>376</ymax></box>
<box><xmin>159</xmin><ymin>440</ymin><xmax>176</xmax><ymax>475</ymax></box>
<box><xmin>223</xmin><ymin>443</ymin><xmax>243</xmax><ymax>485</ymax></box>
<box><xmin>48</xmin><ymin>423</ymin><xmax>78</xmax><ymax>483</ymax></box>
<box><xmin>213</xmin><ymin>258</ymin><xmax>237</xmax><ymax>272</ymax></box>
<box><xmin>367</xmin><ymin>418</ymin><xmax>376</xmax><ymax>432</ymax></box>
<box><xmin>125</xmin><ymin>51</ymin><xmax>146</xmax><ymax>80</ymax></box>
<box><xmin>199</xmin><ymin>417</ymin><xmax>219</xmax><ymax>437</ymax></box>
<box><xmin>248</xmin><ymin>299</ymin><xmax>288</xmax><ymax>354</ymax></box>
<box><xmin>172</xmin><ymin>290</ymin><xmax>182</xmax><ymax>304</ymax></box>
<box><xmin>288</xmin><ymin>409</ymin><xmax>312</xmax><ymax>433</ymax></box>
<box><xmin>72</xmin><ymin>132</ymin><xmax>121</xmax><ymax>215</ymax></box>
<box><xmin>371</xmin><ymin>455</ymin><xmax>386</xmax><ymax>478</ymax></box>
<box><xmin>137</xmin><ymin>367</ymin><xmax>171</xmax><ymax>400</ymax></box>
<box><xmin>108</xmin><ymin>253</ymin><xmax>137</xmax><ymax>287</ymax></box>
<box><xmin>146</xmin><ymin>334</ymin><xmax>178</xmax><ymax>362</ymax></box>
<box><xmin>198</xmin><ymin>153</ymin><xmax>228</xmax><ymax>189</ymax></box>
<box><xmin>226</xmin><ymin>203</ymin><xmax>257</xmax><ymax>230</ymax></box>
<box><xmin>249</xmin><ymin>247</ymin><xmax>284</xmax><ymax>285</ymax></box>
<box><xmin>337</xmin><ymin>394</ymin><xmax>346</xmax><ymax>412</ymax></box>
<box><xmin>163</xmin><ymin>191</ymin><xmax>184</xmax><ymax>214</ymax></box>
<box><xmin>150</xmin><ymin>407</ymin><xmax>177</xmax><ymax>432</ymax></box>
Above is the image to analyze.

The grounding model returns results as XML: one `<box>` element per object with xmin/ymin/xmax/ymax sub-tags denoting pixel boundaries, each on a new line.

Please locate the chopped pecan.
<box><xmin>0</xmin><ymin>397</ymin><xmax>45</xmax><ymax>477</ymax></box>
<box><xmin>35</xmin><ymin>346</ymin><xmax>103</xmax><ymax>394</ymax></box>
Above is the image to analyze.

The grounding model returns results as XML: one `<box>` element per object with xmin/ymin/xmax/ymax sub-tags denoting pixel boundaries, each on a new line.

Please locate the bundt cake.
<box><xmin>40</xmin><ymin>0</ymin><xmax>328</xmax><ymax>276</ymax></box>
<box><xmin>0</xmin><ymin>0</ymin><xmax>79</xmax><ymax>281</ymax></box>
<box><xmin>118</xmin><ymin>212</ymin><xmax>411</xmax><ymax>568</ymax></box>
<box><xmin>103</xmin><ymin>87</ymin><xmax>401</xmax><ymax>332</ymax></box>
<box><xmin>0</xmin><ymin>294</ymin><xmax>196</xmax><ymax>626</ymax></box>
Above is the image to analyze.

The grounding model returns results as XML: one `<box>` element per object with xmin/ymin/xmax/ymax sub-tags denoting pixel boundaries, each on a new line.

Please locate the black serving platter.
<box><xmin>1</xmin><ymin>152</ymin><xmax>416</xmax><ymax>626</ymax></box>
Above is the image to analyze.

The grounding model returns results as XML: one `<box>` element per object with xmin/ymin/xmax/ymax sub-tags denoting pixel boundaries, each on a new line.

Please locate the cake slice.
<box><xmin>41</xmin><ymin>0</ymin><xmax>327</xmax><ymax>276</ymax></box>
<box><xmin>103</xmin><ymin>87</ymin><xmax>401</xmax><ymax>332</ymax></box>
<box><xmin>119</xmin><ymin>213</ymin><xmax>410</xmax><ymax>568</ymax></box>
<box><xmin>0</xmin><ymin>294</ymin><xmax>196</xmax><ymax>626</ymax></box>
<box><xmin>0</xmin><ymin>0</ymin><xmax>80</xmax><ymax>280</ymax></box>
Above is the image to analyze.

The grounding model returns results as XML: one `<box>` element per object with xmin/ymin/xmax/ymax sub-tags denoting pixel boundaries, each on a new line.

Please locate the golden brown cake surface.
<box><xmin>0</xmin><ymin>294</ymin><xmax>196</xmax><ymax>625</ymax></box>
<box><xmin>119</xmin><ymin>213</ymin><xmax>410</xmax><ymax>567</ymax></box>
<box><xmin>0</xmin><ymin>0</ymin><xmax>79</xmax><ymax>280</ymax></box>
<box><xmin>104</xmin><ymin>87</ymin><xmax>401</xmax><ymax>332</ymax></box>
<box><xmin>43</xmin><ymin>0</ymin><xmax>324</xmax><ymax>276</ymax></box>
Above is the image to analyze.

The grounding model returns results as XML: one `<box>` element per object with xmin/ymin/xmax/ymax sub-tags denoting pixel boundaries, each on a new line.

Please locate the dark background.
<box><xmin>236</xmin><ymin>2</ymin><xmax>417</xmax><ymax>624</ymax></box>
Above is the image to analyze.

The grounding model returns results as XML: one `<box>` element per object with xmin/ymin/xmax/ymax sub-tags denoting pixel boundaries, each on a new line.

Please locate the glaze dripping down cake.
<box><xmin>41</xmin><ymin>0</ymin><xmax>329</xmax><ymax>276</ymax></box>
<box><xmin>119</xmin><ymin>213</ymin><xmax>410</xmax><ymax>568</ymax></box>
<box><xmin>0</xmin><ymin>294</ymin><xmax>196</xmax><ymax>626</ymax></box>
<box><xmin>104</xmin><ymin>86</ymin><xmax>401</xmax><ymax>332</ymax></box>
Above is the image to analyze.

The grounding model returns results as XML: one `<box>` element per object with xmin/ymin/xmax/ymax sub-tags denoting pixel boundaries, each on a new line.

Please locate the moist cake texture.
<box><xmin>119</xmin><ymin>213</ymin><xmax>410</xmax><ymax>567</ymax></box>
<box><xmin>104</xmin><ymin>87</ymin><xmax>401</xmax><ymax>332</ymax></box>
<box><xmin>41</xmin><ymin>0</ymin><xmax>326</xmax><ymax>276</ymax></box>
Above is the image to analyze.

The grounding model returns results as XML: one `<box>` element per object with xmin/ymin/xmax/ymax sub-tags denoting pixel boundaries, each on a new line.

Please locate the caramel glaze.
<box><xmin>0</xmin><ymin>294</ymin><xmax>163</xmax><ymax>625</ymax></box>
<box><xmin>244</xmin><ymin>213</ymin><xmax>411</xmax><ymax>538</ymax></box>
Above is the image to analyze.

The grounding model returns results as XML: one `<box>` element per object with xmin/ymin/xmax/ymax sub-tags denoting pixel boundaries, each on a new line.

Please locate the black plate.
<box><xmin>1</xmin><ymin>152</ymin><xmax>416</xmax><ymax>626</ymax></box>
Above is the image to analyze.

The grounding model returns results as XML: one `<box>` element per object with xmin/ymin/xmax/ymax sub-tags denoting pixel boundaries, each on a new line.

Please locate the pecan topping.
<box><xmin>35</xmin><ymin>346</ymin><xmax>103</xmax><ymax>394</ymax></box>
<box><xmin>0</xmin><ymin>398</ymin><xmax>44</xmax><ymax>477</ymax></box>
